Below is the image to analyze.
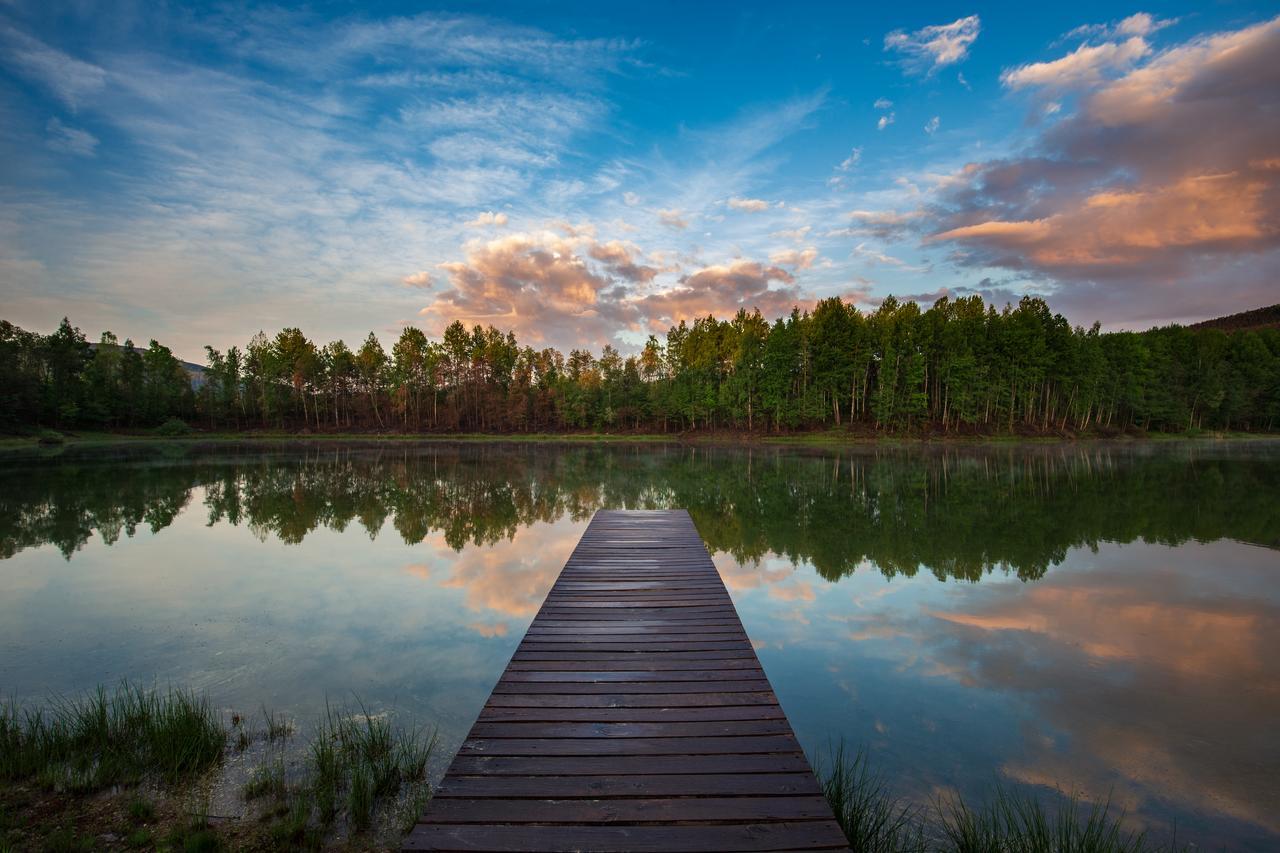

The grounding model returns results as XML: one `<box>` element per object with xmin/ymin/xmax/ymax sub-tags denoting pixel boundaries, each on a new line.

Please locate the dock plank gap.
<box><xmin>406</xmin><ymin>509</ymin><xmax>846</xmax><ymax>852</ymax></box>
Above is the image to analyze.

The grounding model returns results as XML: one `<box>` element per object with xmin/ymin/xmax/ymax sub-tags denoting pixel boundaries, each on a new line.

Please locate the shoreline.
<box><xmin>3</xmin><ymin>428</ymin><xmax>1278</xmax><ymax>455</ymax></box>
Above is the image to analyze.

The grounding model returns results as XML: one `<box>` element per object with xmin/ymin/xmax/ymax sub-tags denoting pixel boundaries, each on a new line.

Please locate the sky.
<box><xmin>1</xmin><ymin>1</ymin><xmax>1277</xmax><ymax>359</ymax></box>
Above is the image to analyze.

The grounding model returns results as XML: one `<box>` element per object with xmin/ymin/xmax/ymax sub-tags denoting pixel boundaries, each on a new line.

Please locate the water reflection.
<box><xmin>4</xmin><ymin>442</ymin><xmax>1277</xmax><ymax>577</ymax></box>
<box><xmin>0</xmin><ymin>441</ymin><xmax>1277</xmax><ymax>848</ymax></box>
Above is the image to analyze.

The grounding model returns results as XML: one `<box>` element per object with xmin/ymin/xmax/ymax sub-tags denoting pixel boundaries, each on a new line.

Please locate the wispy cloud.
<box><xmin>0</xmin><ymin>26</ymin><xmax>106</xmax><ymax>110</ymax></box>
<box><xmin>44</xmin><ymin>118</ymin><xmax>98</xmax><ymax>156</ymax></box>
<box><xmin>884</xmin><ymin>15</ymin><xmax>981</xmax><ymax>76</ymax></box>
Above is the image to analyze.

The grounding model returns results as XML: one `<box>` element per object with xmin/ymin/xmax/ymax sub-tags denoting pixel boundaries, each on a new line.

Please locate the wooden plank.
<box><xmin>457</xmin><ymin>735</ymin><xmax>802</xmax><ymax>756</ymax></box>
<box><xmin>467</xmin><ymin>720</ymin><xmax>794</xmax><ymax>738</ymax></box>
<box><xmin>444</xmin><ymin>753</ymin><xmax>818</xmax><ymax>776</ymax></box>
<box><xmin>406</xmin><ymin>509</ymin><xmax>844</xmax><ymax>852</ymax></box>
<box><xmin>405</xmin><ymin>823</ymin><xmax>849</xmax><ymax>851</ymax></box>
<box><xmin>435</xmin><ymin>772</ymin><xmax>822</xmax><ymax>799</ymax></box>
<box><xmin>476</xmin><ymin>706</ymin><xmax>788</xmax><ymax>723</ymax></box>
<box><xmin>482</xmin><ymin>691</ymin><xmax>782</xmax><ymax>708</ymax></box>
<box><xmin>425</xmin><ymin>795</ymin><xmax>837</xmax><ymax>822</ymax></box>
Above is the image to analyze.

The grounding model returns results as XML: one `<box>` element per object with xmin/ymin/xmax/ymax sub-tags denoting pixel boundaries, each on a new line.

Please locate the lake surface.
<box><xmin>1</xmin><ymin>440</ymin><xmax>1277</xmax><ymax>848</ymax></box>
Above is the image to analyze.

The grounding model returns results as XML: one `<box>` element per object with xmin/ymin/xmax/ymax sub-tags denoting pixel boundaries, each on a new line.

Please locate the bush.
<box><xmin>154</xmin><ymin>418</ymin><xmax>192</xmax><ymax>437</ymax></box>
<box><xmin>36</xmin><ymin>429</ymin><xmax>65</xmax><ymax>445</ymax></box>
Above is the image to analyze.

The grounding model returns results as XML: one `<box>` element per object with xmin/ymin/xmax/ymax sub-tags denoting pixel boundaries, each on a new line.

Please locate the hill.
<box><xmin>1188</xmin><ymin>304</ymin><xmax>1280</xmax><ymax>333</ymax></box>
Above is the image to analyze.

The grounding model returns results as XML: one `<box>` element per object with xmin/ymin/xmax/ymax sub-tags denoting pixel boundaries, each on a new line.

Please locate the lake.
<box><xmin>1</xmin><ymin>440</ymin><xmax>1277</xmax><ymax>849</ymax></box>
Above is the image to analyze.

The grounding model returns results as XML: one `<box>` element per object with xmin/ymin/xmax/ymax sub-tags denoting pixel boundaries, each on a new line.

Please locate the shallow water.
<box><xmin>1</xmin><ymin>440</ymin><xmax>1277</xmax><ymax>848</ymax></box>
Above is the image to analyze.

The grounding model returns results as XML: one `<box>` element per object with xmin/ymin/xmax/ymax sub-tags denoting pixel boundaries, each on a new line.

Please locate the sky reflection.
<box><xmin>724</xmin><ymin>538</ymin><xmax>1280</xmax><ymax>849</ymax></box>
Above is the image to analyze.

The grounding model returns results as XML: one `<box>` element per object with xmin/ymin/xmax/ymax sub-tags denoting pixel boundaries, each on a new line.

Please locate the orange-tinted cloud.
<box><xmin>636</xmin><ymin>260</ymin><xmax>804</xmax><ymax>332</ymax></box>
<box><xmin>421</xmin><ymin>230</ymin><xmax>639</xmax><ymax>348</ymax></box>
<box><xmin>923</xmin><ymin>542</ymin><xmax>1280</xmax><ymax>839</ymax></box>
<box><xmin>421</xmin><ymin>231</ymin><xmax>807</xmax><ymax>349</ymax></box>
<box><xmin>931</xmin><ymin>15</ymin><xmax>1280</xmax><ymax>325</ymax></box>
<box><xmin>432</xmin><ymin>520</ymin><xmax>578</xmax><ymax>618</ymax></box>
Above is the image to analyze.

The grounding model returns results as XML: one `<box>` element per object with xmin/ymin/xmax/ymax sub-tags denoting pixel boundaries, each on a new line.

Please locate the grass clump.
<box><xmin>241</xmin><ymin>758</ymin><xmax>286</xmax><ymax>801</ymax></box>
<box><xmin>310</xmin><ymin>700</ymin><xmax>436</xmax><ymax>833</ymax></box>
<box><xmin>0</xmin><ymin>683</ymin><xmax>224</xmax><ymax>791</ymax></box>
<box><xmin>817</xmin><ymin>741</ymin><xmax>1189</xmax><ymax>853</ymax></box>
<box><xmin>237</xmin><ymin>699</ymin><xmax>436</xmax><ymax>843</ymax></box>
<box><xmin>126</xmin><ymin>795</ymin><xmax>156</xmax><ymax>823</ymax></box>
<box><xmin>262</xmin><ymin>705</ymin><xmax>294</xmax><ymax>742</ymax></box>
<box><xmin>939</xmin><ymin>786</ymin><xmax>1155</xmax><ymax>853</ymax></box>
<box><xmin>816</xmin><ymin>742</ymin><xmax>926</xmax><ymax>853</ymax></box>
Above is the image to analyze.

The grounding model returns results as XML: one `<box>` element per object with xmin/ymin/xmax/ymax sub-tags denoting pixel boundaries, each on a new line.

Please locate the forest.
<box><xmin>3</xmin><ymin>294</ymin><xmax>1278</xmax><ymax>436</ymax></box>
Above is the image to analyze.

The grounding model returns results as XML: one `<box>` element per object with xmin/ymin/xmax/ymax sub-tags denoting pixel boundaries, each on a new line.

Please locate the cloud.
<box><xmin>884</xmin><ymin>15</ymin><xmax>981</xmax><ymax>76</ymax></box>
<box><xmin>769</xmin><ymin>247</ymin><xmax>819</xmax><ymax>270</ymax></box>
<box><xmin>622</xmin><ymin>191</ymin><xmax>640</xmax><ymax>206</ymax></box>
<box><xmin>0</xmin><ymin>27</ymin><xmax>107</xmax><ymax>110</ymax></box>
<box><xmin>464</xmin><ymin>210</ymin><xmax>509</xmax><ymax>227</ymax></box>
<box><xmin>1001</xmin><ymin>37</ymin><xmax>1151</xmax><ymax>90</ymax></box>
<box><xmin>1062</xmin><ymin>12</ymin><xmax>1177</xmax><ymax>44</ymax></box>
<box><xmin>924</xmin><ymin>116</ymin><xmax>940</xmax><ymax>135</ymax></box>
<box><xmin>852</xmin><ymin>242</ymin><xmax>925</xmax><ymax>271</ymax></box>
<box><xmin>727</xmin><ymin>197</ymin><xmax>770</xmax><ymax>212</ymax></box>
<box><xmin>420</xmin><ymin>228</ymin><xmax>800</xmax><ymax>348</ymax></box>
<box><xmin>771</xmin><ymin>225</ymin><xmax>812</xmax><ymax>241</ymax></box>
<box><xmin>842</xmin><ymin>209</ymin><xmax>925</xmax><ymax>240</ymax></box>
<box><xmin>928</xmin><ymin>15</ymin><xmax>1280</xmax><ymax>326</ymax></box>
<box><xmin>45</xmin><ymin>118</ymin><xmax>98</xmax><ymax>156</ymax></box>
<box><xmin>838</xmin><ymin>147</ymin><xmax>862</xmax><ymax>172</ymax></box>
<box><xmin>402</xmin><ymin>271</ymin><xmax>433</xmax><ymax>288</ymax></box>
<box><xmin>587</xmin><ymin>239</ymin><xmax>659</xmax><ymax>283</ymax></box>
<box><xmin>422</xmin><ymin>229</ymin><xmax>635</xmax><ymax>347</ymax></box>
<box><xmin>877</xmin><ymin>113</ymin><xmax>895</xmax><ymax>131</ymax></box>
<box><xmin>934</xmin><ymin>173</ymin><xmax>1272</xmax><ymax>267</ymax></box>
<box><xmin>636</xmin><ymin>260</ymin><xmax>803</xmax><ymax>331</ymax></box>
<box><xmin>0</xmin><ymin>7</ymin><xmax>650</xmax><ymax>356</ymax></box>
<box><xmin>873</xmin><ymin>97</ymin><xmax>893</xmax><ymax>110</ymax></box>
<box><xmin>657</xmin><ymin>208</ymin><xmax>687</xmax><ymax>229</ymax></box>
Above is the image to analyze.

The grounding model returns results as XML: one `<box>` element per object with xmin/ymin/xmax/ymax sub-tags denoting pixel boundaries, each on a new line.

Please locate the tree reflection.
<box><xmin>2</xmin><ymin>442</ymin><xmax>1276</xmax><ymax>579</ymax></box>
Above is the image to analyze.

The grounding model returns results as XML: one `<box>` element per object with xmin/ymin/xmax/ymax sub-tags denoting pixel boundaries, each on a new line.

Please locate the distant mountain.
<box><xmin>1189</xmin><ymin>304</ymin><xmax>1280</xmax><ymax>332</ymax></box>
<box><xmin>88</xmin><ymin>341</ymin><xmax>206</xmax><ymax>389</ymax></box>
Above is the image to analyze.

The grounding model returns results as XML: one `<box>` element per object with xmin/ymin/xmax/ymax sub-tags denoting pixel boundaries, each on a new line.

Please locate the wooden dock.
<box><xmin>406</xmin><ymin>509</ymin><xmax>846</xmax><ymax>852</ymax></box>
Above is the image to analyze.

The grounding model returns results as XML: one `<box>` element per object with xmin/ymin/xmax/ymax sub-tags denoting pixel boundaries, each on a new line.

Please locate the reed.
<box><xmin>816</xmin><ymin>742</ymin><xmax>1188</xmax><ymax>853</ymax></box>
<box><xmin>0</xmin><ymin>683</ymin><xmax>223</xmax><ymax>790</ymax></box>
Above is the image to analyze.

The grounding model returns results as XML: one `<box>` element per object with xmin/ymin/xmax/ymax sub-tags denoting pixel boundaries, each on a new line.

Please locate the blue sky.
<box><xmin>2</xmin><ymin>1</ymin><xmax>1277</xmax><ymax>357</ymax></box>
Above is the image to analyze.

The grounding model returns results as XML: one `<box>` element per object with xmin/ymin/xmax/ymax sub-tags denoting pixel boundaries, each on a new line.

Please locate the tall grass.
<box><xmin>815</xmin><ymin>742</ymin><xmax>927</xmax><ymax>853</ymax></box>
<box><xmin>817</xmin><ymin>742</ymin><xmax>1188</xmax><ymax>853</ymax></box>
<box><xmin>939</xmin><ymin>787</ymin><xmax>1157</xmax><ymax>853</ymax></box>
<box><xmin>0</xmin><ymin>683</ymin><xmax>224</xmax><ymax>790</ymax></box>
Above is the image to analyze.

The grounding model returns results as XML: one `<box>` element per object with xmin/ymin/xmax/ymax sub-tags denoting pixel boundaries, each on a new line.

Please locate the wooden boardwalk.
<box><xmin>405</xmin><ymin>509</ymin><xmax>846</xmax><ymax>852</ymax></box>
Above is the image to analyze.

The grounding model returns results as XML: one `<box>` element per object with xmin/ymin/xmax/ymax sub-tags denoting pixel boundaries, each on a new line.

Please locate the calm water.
<box><xmin>1</xmin><ymin>440</ymin><xmax>1277</xmax><ymax>848</ymax></box>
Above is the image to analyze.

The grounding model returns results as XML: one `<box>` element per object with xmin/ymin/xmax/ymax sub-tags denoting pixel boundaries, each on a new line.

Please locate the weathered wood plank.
<box><xmin>405</xmin><ymin>822</ymin><xmax>849</xmax><ymax>851</ymax></box>
<box><xmin>434</xmin><ymin>772</ymin><xmax>822</xmax><ymax>799</ymax></box>
<box><xmin>425</xmin><ymin>795</ymin><xmax>837</xmax><ymax>823</ymax></box>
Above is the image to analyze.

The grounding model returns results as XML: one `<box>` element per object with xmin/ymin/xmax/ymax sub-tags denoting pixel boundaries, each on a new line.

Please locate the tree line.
<box><xmin>3</xmin><ymin>294</ymin><xmax>1279</xmax><ymax>435</ymax></box>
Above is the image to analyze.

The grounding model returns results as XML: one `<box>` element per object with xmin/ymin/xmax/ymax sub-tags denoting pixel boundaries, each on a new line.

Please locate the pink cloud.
<box><xmin>421</xmin><ymin>231</ymin><xmax>807</xmax><ymax>349</ymax></box>
<box><xmin>929</xmin><ymin>15</ymin><xmax>1280</xmax><ymax>325</ymax></box>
